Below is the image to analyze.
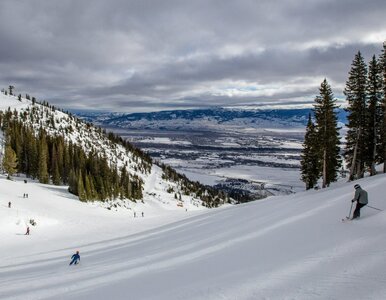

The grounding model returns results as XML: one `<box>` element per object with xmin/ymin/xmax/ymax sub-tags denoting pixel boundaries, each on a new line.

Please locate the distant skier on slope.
<box><xmin>25</xmin><ymin>226</ymin><xmax>30</xmax><ymax>235</ymax></box>
<box><xmin>69</xmin><ymin>251</ymin><xmax>80</xmax><ymax>265</ymax></box>
<box><xmin>351</xmin><ymin>184</ymin><xmax>368</xmax><ymax>219</ymax></box>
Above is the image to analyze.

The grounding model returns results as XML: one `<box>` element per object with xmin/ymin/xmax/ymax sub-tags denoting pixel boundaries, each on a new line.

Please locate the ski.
<box><xmin>342</xmin><ymin>217</ymin><xmax>359</xmax><ymax>222</ymax></box>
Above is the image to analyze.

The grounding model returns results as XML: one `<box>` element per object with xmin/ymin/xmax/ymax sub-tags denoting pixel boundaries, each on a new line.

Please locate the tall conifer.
<box><xmin>77</xmin><ymin>170</ymin><xmax>87</xmax><ymax>201</ymax></box>
<box><xmin>3</xmin><ymin>145</ymin><xmax>18</xmax><ymax>179</ymax></box>
<box><xmin>51</xmin><ymin>144</ymin><xmax>61</xmax><ymax>185</ymax></box>
<box><xmin>366</xmin><ymin>55</ymin><xmax>383</xmax><ymax>175</ymax></box>
<box><xmin>344</xmin><ymin>51</ymin><xmax>368</xmax><ymax>180</ymax></box>
<box><xmin>300</xmin><ymin>114</ymin><xmax>320</xmax><ymax>189</ymax></box>
<box><xmin>314</xmin><ymin>79</ymin><xmax>341</xmax><ymax>187</ymax></box>
<box><xmin>382</xmin><ymin>41</ymin><xmax>386</xmax><ymax>172</ymax></box>
<box><xmin>38</xmin><ymin>132</ymin><xmax>49</xmax><ymax>184</ymax></box>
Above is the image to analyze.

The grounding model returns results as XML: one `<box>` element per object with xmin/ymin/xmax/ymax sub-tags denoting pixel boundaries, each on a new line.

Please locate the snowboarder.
<box><xmin>8</xmin><ymin>201</ymin><xmax>11</xmax><ymax>208</ymax></box>
<box><xmin>141</xmin><ymin>212</ymin><xmax>144</xmax><ymax>217</ymax></box>
<box><xmin>69</xmin><ymin>251</ymin><xmax>80</xmax><ymax>265</ymax></box>
<box><xmin>351</xmin><ymin>184</ymin><xmax>368</xmax><ymax>219</ymax></box>
<box><xmin>25</xmin><ymin>226</ymin><xmax>30</xmax><ymax>235</ymax></box>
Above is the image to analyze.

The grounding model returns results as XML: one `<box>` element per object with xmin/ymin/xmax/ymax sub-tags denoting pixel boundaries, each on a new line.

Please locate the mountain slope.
<box><xmin>1</xmin><ymin>172</ymin><xmax>385</xmax><ymax>299</ymax></box>
<box><xmin>0</xmin><ymin>91</ymin><xmax>225</xmax><ymax>208</ymax></box>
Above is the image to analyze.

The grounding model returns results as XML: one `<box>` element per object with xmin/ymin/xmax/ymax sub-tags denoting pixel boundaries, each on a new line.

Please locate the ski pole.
<box><xmin>366</xmin><ymin>205</ymin><xmax>383</xmax><ymax>211</ymax></box>
<box><xmin>347</xmin><ymin>201</ymin><xmax>354</xmax><ymax>219</ymax></box>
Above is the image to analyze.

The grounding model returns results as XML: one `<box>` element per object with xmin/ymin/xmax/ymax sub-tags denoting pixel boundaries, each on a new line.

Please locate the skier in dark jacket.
<box><xmin>352</xmin><ymin>184</ymin><xmax>368</xmax><ymax>219</ymax></box>
<box><xmin>69</xmin><ymin>251</ymin><xmax>80</xmax><ymax>265</ymax></box>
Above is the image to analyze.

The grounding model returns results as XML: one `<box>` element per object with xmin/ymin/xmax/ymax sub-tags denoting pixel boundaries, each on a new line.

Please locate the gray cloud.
<box><xmin>0</xmin><ymin>0</ymin><xmax>385</xmax><ymax>112</ymax></box>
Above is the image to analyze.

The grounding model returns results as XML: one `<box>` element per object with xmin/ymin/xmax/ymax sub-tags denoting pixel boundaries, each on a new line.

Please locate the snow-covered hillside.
<box><xmin>1</xmin><ymin>171</ymin><xmax>386</xmax><ymax>299</ymax></box>
<box><xmin>0</xmin><ymin>92</ymin><xmax>222</xmax><ymax>208</ymax></box>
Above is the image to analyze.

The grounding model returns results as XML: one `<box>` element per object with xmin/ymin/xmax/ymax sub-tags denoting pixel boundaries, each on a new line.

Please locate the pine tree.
<box><xmin>77</xmin><ymin>170</ymin><xmax>87</xmax><ymax>201</ymax></box>
<box><xmin>365</xmin><ymin>55</ymin><xmax>383</xmax><ymax>175</ymax></box>
<box><xmin>382</xmin><ymin>41</ymin><xmax>386</xmax><ymax>173</ymax></box>
<box><xmin>301</xmin><ymin>114</ymin><xmax>320</xmax><ymax>189</ymax></box>
<box><xmin>20</xmin><ymin>126</ymin><xmax>30</xmax><ymax>175</ymax></box>
<box><xmin>314</xmin><ymin>79</ymin><xmax>342</xmax><ymax>187</ymax></box>
<box><xmin>29</xmin><ymin>134</ymin><xmax>39</xmax><ymax>179</ymax></box>
<box><xmin>38</xmin><ymin>132</ymin><xmax>49</xmax><ymax>184</ymax></box>
<box><xmin>51</xmin><ymin>143</ymin><xmax>61</xmax><ymax>185</ymax></box>
<box><xmin>56</xmin><ymin>138</ymin><xmax>64</xmax><ymax>183</ymax></box>
<box><xmin>3</xmin><ymin>145</ymin><xmax>18</xmax><ymax>179</ymax></box>
<box><xmin>63</xmin><ymin>142</ymin><xmax>73</xmax><ymax>183</ymax></box>
<box><xmin>68</xmin><ymin>169</ymin><xmax>78</xmax><ymax>195</ymax></box>
<box><xmin>344</xmin><ymin>51</ymin><xmax>368</xmax><ymax>180</ymax></box>
<box><xmin>84</xmin><ymin>173</ymin><xmax>93</xmax><ymax>200</ymax></box>
<box><xmin>87</xmin><ymin>173</ymin><xmax>98</xmax><ymax>200</ymax></box>
<box><xmin>111</xmin><ymin>166</ymin><xmax>120</xmax><ymax>199</ymax></box>
<box><xmin>120</xmin><ymin>166</ymin><xmax>129</xmax><ymax>199</ymax></box>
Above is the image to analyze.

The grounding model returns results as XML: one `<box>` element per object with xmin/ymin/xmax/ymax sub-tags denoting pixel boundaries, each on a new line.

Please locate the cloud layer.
<box><xmin>0</xmin><ymin>0</ymin><xmax>385</xmax><ymax>112</ymax></box>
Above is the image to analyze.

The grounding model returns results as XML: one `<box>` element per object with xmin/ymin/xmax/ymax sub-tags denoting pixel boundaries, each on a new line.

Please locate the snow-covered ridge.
<box><xmin>0</xmin><ymin>92</ymin><xmax>145</xmax><ymax>174</ymax></box>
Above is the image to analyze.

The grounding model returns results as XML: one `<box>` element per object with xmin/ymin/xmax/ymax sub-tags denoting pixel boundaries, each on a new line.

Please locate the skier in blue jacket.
<box><xmin>69</xmin><ymin>251</ymin><xmax>80</xmax><ymax>265</ymax></box>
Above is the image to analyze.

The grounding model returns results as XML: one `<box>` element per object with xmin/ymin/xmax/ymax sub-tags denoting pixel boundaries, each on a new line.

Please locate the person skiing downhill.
<box><xmin>69</xmin><ymin>251</ymin><xmax>80</xmax><ymax>265</ymax></box>
<box><xmin>351</xmin><ymin>184</ymin><xmax>368</xmax><ymax>219</ymax></box>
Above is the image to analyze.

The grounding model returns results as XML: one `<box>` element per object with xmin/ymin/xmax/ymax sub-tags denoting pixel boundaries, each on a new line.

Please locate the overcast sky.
<box><xmin>0</xmin><ymin>0</ymin><xmax>385</xmax><ymax>112</ymax></box>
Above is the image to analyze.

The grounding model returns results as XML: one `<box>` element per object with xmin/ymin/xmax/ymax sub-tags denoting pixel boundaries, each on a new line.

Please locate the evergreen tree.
<box><xmin>38</xmin><ymin>132</ymin><xmax>49</xmax><ymax>183</ymax></box>
<box><xmin>84</xmin><ymin>173</ymin><xmax>93</xmax><ymax>200</ymax></box>
<box><xmin>51</xmin><ymin>143</ymin><xmax>61</xmax><ymax>185</ymax></box>
<box><xmin>29</xmin><ymin>134</ymin><xmax>39</xmax><ymax>179</ymax></box>
<box><xmin>68</xmin><ymin>169</ymin><xmax>78</xmax><ymax>195</ymax></box>
<box><xmin>111</xmin><ymin>166</ymin><xmax>120</xmax><ymax>199</ymax></box>
<box><xmin>3</xmin><ymin>145</ymin><xmax>18</xmax><ymax>179</ymax></box>
<box><xmin>62</xmin><ymin>142</ymin><xmax>71</xmax><ymax>184</ymax></box>
<box><xmin>365</xmin><ymin>55</ymin><xmax>383</xmax><ymax>175</ymax></box>
<box><xmin>344</xmin><ymin>51</ymin><xmax>368</xmax><ymax>180</ymax></box>
<box><xmin>314</xmin><ymin>79</ymin><xmax>341</xmax><ymax>187</ymax></box>
<box><xmin>77</xmin><ymin>170</ymin><xmax>87</xmax><ymax>202</ymax></box>
<box><xmin>86</xmin><ymin>173</ymin><xmax>98</xmax><ymax>200</ymax></box>
<box><xmin>20</xmin><ymin>126</ymin><xmax>30</xmax><ymax>175</ymax></box>
<box><xmin>56</xmin><ymin>138</ymin><xmax>64</xmax><ymax>182</ymax></box>
<box><xmin>119</xmin><ymin>166</ymin><xmax>129</xmax><ymax>199</ymax></box>
<box><xmin>382</xmin><ymin>41</ymin><xmax>386</xmax><ymax>173</ymax></box>
<box><xmin>300</xmin><ymin>114</ymin><xmax>320</xmax><ymax>189</ymax></box>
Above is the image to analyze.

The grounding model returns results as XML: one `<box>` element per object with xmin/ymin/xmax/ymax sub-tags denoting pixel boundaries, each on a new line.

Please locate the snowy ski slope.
<box><xmin>1</xmin><ymin>172</ymin><xmax>386</xmax><ymax>299</ymax></box>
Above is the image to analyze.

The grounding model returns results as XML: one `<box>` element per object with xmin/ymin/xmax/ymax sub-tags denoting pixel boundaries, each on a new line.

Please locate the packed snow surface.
<box><xmin>1</xmin><ymin>172</ymin><xmax>386</xmax><ymax>299</ymax></box>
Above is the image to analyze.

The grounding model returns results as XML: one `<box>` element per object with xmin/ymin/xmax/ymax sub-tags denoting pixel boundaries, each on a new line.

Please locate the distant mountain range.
<box><xmin>75</xmin><ymin>107</ymin><xmax>347</xmax><ymax>131</ymax></box>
